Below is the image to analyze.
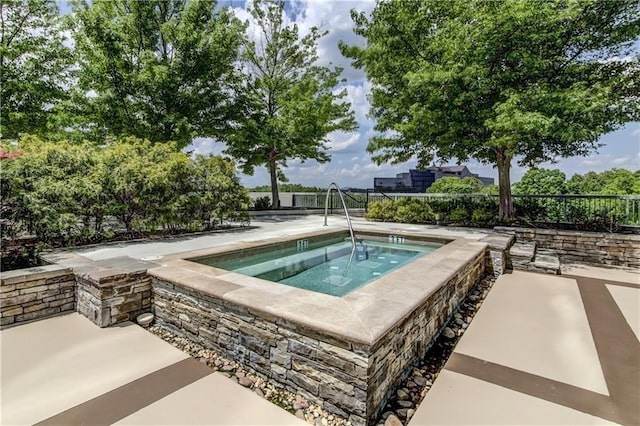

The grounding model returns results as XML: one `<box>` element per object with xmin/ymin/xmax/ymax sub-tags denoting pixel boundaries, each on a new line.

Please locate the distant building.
<box><xmin>373</xmin><ymin>165</ymin><xmax>494</xmax><ymax>193</ymax></box>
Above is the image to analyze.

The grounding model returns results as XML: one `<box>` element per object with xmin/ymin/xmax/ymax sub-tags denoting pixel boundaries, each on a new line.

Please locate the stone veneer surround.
<box><xmin>149</xmin><ymin>229</ymin><xmax>488</xmax><ymax>425</ymax></box>
<box><xmin>495</xmin><ymin>227</ymin><xmax>640</xmax><ymax>268</ymax></box>
<box><xmin>0</xmin><ymin>264</ymin><xmax>75</xmax><ymax>327</ymax></box>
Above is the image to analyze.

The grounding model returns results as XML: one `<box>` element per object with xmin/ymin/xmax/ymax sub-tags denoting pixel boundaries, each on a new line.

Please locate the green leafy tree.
<box><xmin>1</xmin><ymin>0</ymin><xmax>73</xmax><ymax>139</ymax></box>
<box><xmin>101</xmin><ymin>138</ymin><xmax>182</xmax><ymax>232</ymax></box>
<box><xmin>70</xmin><ymin>0</ymin><xmax>244</xmax><ymax>147</ymax></box>
<box><xmin>482</xmin><ymin>184</ymin><xmax>499</xmax><ymax>195</ymax></box>
<box><xmin>426</xmin><ymin>176</ymin><xmax>485</xmax><ymax>194</ymax></box>
<box><xmin>224</xmin><ymin>0</ymin><xmax>357</xmax><ymax>208</ymax></box>
<box><xmin>191</xmin><ymin>155</ymin><xmax>250</xmax><ymax>225</ymax></box>
<box><xmin>342</xmin><ymin>0</ymin><xmax>640</xmax><ymax>218</ymax></box>
<box><xmin>513</xmin><ymin>168</ymin><xmax>567</xmax><ymax>195</ymax></box>
<box><xmin>567</xmin><ymin>168</ymin><xmax>640</xmax><ymax>195</ymax></box>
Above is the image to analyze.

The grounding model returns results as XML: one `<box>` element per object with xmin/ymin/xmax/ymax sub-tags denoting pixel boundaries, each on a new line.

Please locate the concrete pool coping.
<box><xmin>148</xmin><ymin>227</ymin><xmax>488</xmax><ymax>347</ymax></box>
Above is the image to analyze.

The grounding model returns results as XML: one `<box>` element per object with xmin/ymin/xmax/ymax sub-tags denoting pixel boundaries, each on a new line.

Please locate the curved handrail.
<box><xmin>323</xmin><ymin>182</ymin><xmax>357</xmax><ymax>249</ymax></box>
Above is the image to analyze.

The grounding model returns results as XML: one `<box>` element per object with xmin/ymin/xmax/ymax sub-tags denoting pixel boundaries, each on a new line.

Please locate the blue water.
<box><xmin>204</xmin><ymin>239</ymin><xmax>438</xmax><ymax>297</ymax></box>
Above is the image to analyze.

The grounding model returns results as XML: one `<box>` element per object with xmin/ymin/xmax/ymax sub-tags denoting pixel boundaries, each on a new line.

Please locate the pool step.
<box><xmin>510</xmin><ymin>242</ymin><xmax>537</xmax><ymax>270</ymax></box>
<box><xmin>509</xmin><ymin>242</ymin><xmax>561</xmax><ymax>275</ymax></box>
<box><xmin>530</xmin><ymin>250</ymin><xmax>561</xmax><ymax>275</ymax></box>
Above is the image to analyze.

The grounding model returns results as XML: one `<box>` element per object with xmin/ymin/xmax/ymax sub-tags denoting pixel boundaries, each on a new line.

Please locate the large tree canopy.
<box><xmin>513</xmin><ymin>168</ymin><xmax>567</xmax><ymax>195</ymax></box>
<box><xmin>342</xmin><ymin>0</ymin><xmax>640</xmax><ymax>217</ymax></box>
<box><xmin>70</xmin><ymin>0</ymin><xmax>244</xmax><ymax>147</ymax></box>
<box><xmin>1</xmin><ymin>0</ymin><xmax>73</xmax><ymax>139</ymax></box>
<box><xmin>223</xmin><ymin>0</ymin><xmax>357</xmax><ymax>208</ymax></box>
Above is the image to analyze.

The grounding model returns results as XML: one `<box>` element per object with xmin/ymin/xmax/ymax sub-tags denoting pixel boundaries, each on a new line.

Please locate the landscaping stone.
<box><xmin>396</xmin><ymin>389</ymin><xmax>410</xmax><ymax>401</ymax></box>
<box><xmin>384</xmin><ymin>414</ymin><xmax>403</xmax><ymax>426</ymax></box>
<box><xmin>238</xmin><ymin>377</ymin><xmax>254</xmax><ymax>388</ymax></box>
<box><xmin>442</xmin><ymin>327</ymin><xmax>455</xmax><ymax>339</ymax></box>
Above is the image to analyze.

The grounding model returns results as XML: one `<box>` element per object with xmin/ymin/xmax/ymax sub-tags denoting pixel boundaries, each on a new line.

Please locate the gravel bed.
<box><xmin>147</xmin><ymin>274</ymin><xmax>496</xmax><ymax>426</ymax></box>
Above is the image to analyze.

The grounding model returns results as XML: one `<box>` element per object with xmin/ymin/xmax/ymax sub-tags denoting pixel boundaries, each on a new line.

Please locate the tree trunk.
<box><xmin>268</xmin><ymin>158</ymin><xmax>280</xmax><ymax>209</ymax></box>
<box><xmin>496</xmin><ymin>148</ymin><xmax>514</xmax><ymax>219</ymax></box>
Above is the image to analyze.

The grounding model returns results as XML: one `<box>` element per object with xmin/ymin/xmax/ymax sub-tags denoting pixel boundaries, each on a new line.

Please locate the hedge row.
<box><xmin>1</xmin><ymin>135</ymin><xmax>250</xmax><ymax>248</ymax></box>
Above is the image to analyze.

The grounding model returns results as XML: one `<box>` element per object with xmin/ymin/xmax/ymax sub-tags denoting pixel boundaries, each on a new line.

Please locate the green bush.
<box><xmin>1</xmin><ymin>135</ymin><xmax>250</xmax><ymax>248</ymax></box>
<box><xmin>471</xmin><ymin>208</ymin><xmax>497</xmax><ymax>227</ymax></box>
<box><xmin>366</xmin><ymin>197</ymin><xmax>498</xmax><ymax>227</ymax></box>
<box><xmin>395</xmin><ymin>199</ymin><xmax>435</xmax><ymax>223</ymax></box>
<box><xmin>449</xmin><ymin>207</ymin><xmax>470</xmax><ymax>224</ymax></box>
<box><xmin>253</xmin><ymin>196</ymin><xmax>271</xmax><ymax>210</ymax></box>
<box><xmin>365</xmin><ymin>200</ymin><xmax>396</xmax><ymax>221</ymax></box>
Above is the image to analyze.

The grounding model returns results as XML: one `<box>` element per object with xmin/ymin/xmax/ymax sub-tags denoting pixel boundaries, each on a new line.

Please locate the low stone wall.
<box><xmin>151</xmin><ymin>243</ymin><xmax>486</xmax><ymax>425</ymax></box>
<box><xmin>1</xmin><ymin>264</ymin><xmax>75</xmax><ymax>327</ymax></box>
<box><xmin>152</xmin><ymin>278</ymin><xmax>369</xmax><ymax>424</ymax></box>
<box><xmin>365</xmin><ymin>248</ymin><xmax>486</xmax><ymax>420</ymax></box>
<box><xmin>77</xmin><ymin>268</ymin><xmax>152</xmax><ymax>327</ymax></box>
<box><xmin>495</xmin><ymin>227</ymin><xmax>640</xmax><ymax>268</ymax></box>
<box><xmin>479</xmin><ymin>233</ymin><xmax>515</xmax><ymax>276</ymax></box>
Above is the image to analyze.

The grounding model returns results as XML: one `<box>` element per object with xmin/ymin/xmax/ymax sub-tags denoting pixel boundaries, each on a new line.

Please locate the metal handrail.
<box><xmin>323</xmin><ymin>183</ymin><xmax>357</xmax><ymax>249</ymax></box>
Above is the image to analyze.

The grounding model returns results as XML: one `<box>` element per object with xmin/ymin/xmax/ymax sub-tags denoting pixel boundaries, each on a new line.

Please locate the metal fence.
<box><xmin>292</xmin><ymin>192</ymin><xmax>640</xmax><ymax>226</ymax></box>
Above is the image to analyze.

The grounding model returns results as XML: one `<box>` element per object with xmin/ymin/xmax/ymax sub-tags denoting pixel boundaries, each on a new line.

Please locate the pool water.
<box><xmin>201</xmin><ymin>238</ymin><xmax>438</xmax><ymax>297</ymax></box>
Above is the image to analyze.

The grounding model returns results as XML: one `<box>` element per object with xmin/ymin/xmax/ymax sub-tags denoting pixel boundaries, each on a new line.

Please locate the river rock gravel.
<box><xmin>147</xmin><ymin>274</ymin><xmax>496</xmax><ymax>426</ymax></box>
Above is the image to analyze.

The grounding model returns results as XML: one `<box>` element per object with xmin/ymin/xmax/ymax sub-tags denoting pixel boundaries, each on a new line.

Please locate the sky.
<box><xmin>59</xmin><ymin>0</ymin><xmax>640</xmax><ymax>189</ymax></box>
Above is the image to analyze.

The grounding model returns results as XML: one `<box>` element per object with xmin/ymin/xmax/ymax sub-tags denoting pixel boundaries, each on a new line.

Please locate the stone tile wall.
<box><xmin>479</xmin><ymin>233</ymin><xmax>515</xmax><ymax>276</ymax></box>
<box><xmin>151</xmin><ymin>248</ymin><xmax>487</xmax><ymax>425</ymax></box>
<box><xmin>365</xmin><ymin>248</ymin><xmax>486</xmax><ymax>420</ymax></box>
<box><xmin>77</xmin><ymin>269</ymin><xmax>152</xmax><ymax>327</ymax></box>
<box><xmin>152</xmin><ymin>278</ymin><xmax>369</xmax><ymax>424</ymax></box>
<box><xmin>495</xmin><ymin>227</ymin><xmax>640</xmax><ymax>268</ymax></box>
<box><xmin>1</xmin><ymin>265</ymin><xmax>75</xmax><ymax>327</ymax></box>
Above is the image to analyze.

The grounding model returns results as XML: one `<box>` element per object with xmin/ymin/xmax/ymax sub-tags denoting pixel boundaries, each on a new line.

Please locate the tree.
<box><xmin>70</xmin><ymin>0</ymin><xmax>244</xmax><ymax>147</ymax></box>
<box><xmin>567</xmin><ymin>169</ymin><xmax>640</xmax><ymax>195</ymax></box>
<box><xmin>513</xmin><ymin>168</ymin><xmax>567</xmax><ymax>195</ymax></box>
<box><xmin>0</xmin><ymin>0</ymin><xmax>73</xmax><ymax>139</ymax></box>
<box><xmin>426</xmin><ymin>176</ymin><xmax>485</xmax><ymax>194</ymax></box>
<box><xmin>342</xmin><ymin>0</ymin><xmax>640</xmax><ymax>218</ymax></box>
<box><xmin>223</xmin><ymin>0</ymin><xmax>357</xmax><ymax>208</ymax></box>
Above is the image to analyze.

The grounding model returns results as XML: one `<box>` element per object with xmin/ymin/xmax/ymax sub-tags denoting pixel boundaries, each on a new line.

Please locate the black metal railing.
<box><xmin>291</xmin><ymin>192</ymin><xmax>640</xmax><ymax>226</ymax></box>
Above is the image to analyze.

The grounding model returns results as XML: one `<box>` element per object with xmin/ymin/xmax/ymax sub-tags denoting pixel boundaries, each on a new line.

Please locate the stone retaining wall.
<box><xmin>495</xmin><ymin>227</ymin><xmax>640</xmax><ymax>268</ymax></box>
<box><xmin>151</xmin><ymin>246</ymin><xmax>486</xmax><ymax>425</ymax></box>
<box><xmin>1</xmin><ymin>264</ymin><xmax>75</xmax><ymax>327</ymax></box>
<box><xmin>77</xmin><ymin>269</ymin><xmax>152</xmax><ymax>327</ymax></box>
<box><xmin>365</xmin><ymin>248</ymin><xmax>486</xmax><ymax>420</ymax></box>
<box><xmin>152</xmin><ymin>278</ymin><xmax>369</xmax><ymax>424</ymax></box>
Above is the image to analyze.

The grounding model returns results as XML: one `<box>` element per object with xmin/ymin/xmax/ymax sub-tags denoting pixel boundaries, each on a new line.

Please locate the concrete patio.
<box><xmin>1</xmin><ymin>216</ymin><xmax>638</xmax><ymax>425</ymax></box>
<box><xmin>411</xmin><ymin>265</ymin><xmax>639</xmax><ymax>425</ymax></box>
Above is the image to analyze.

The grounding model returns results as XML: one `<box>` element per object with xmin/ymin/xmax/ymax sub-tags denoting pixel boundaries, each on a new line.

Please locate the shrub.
<box><xmin>365</xmin><ymin>200</ymin><xmax>396</xmax><ymax>221</ymax></box>
<box><xmin>395</xmin><ymin>198</ymin><xmax>435</xmax><ymax>223</ymax></box>
<box><xmin>449</xmin><ymin>207</ymin><xmax>470</xmax><ymax>224</ymax></box>
<box><xmin>471</xmin><ymin>208</ymin><xmax>497</xmax><ymax>227</ymax></box>
<box><xmin>1</xmin><ymin>135</ymin><xmax>250</xmax><ymax>252</ymax></box>
<box><xmin>254</xmin><ymin>196</ymin><xmax>271</xmax><ymax>210</ymax></box>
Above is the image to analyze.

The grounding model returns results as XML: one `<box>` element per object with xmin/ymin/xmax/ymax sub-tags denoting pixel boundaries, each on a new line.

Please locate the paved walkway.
<box><xmin>411</xmin><ymin>266</ymin><xmax>640</xmax><ymax>425</ymax></box>
<box><xmin>0</xmin><ymin>313</ymin><xmax>305</xmax><ymax>426</ymax></box>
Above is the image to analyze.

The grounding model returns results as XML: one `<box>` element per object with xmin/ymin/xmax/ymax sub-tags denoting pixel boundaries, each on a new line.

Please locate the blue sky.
<box><xmin>59</xmin><ymin>0</ymin><xmax>640</xmax><ymax>188</ymax></box>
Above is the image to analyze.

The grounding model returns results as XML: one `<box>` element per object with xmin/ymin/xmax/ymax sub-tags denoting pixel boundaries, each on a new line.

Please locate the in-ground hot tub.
<box><xmin>149</xmin><ymin>229</ymin><xmax>488</xmax><ymax>425</ymax></box>
<box><xmin>194</xmin><ymin>235</ymin><xmax>440</xmax><ymax>297</ymax></box>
